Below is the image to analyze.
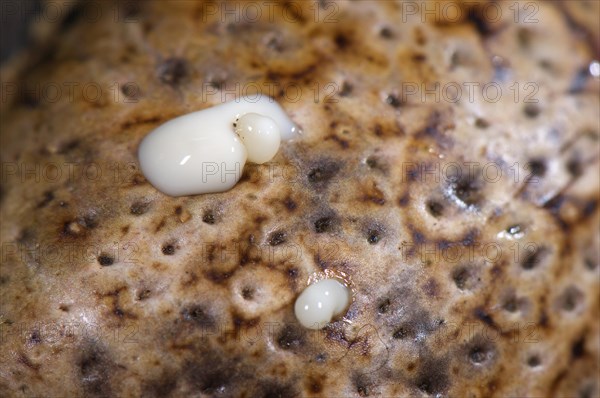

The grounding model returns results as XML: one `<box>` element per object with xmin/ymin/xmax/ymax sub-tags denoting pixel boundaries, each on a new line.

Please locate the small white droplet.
<box><xmin>294</xmin><ymin>278</ymin><xmax>350</xmax><ymax>329</ymax></box>
<box><xmin>235</xmin><ymin>113</ymin><xmax>281</xmax><ymax>164</ymax></box>
<box><xmin>590</xmin><ymin>60</ymin><xmax>600</xmax><ymax>78</ymax></box>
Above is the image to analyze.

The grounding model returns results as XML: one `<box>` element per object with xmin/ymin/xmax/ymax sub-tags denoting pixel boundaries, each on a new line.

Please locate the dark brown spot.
<box><xmin>566</xmin><ymin>157</ymin><xmax>583</xmax><ymax>177</ymax></box>
<box><xmin>287</xmin><ymin>267</ymin><xmax>298</xmax><ymax>279</ymax></box>
<box><xmin>568</xmin><ymin>66</ymin><xmax>592</xmax><ymax>94</ymax></box>
<box><xmin>137</xmin><ymin>289</ymin><xmax>151</xmax><ymax>301</ymax></box>
<box><xmin>181</xmin><ymin>304</ymin><xmax>214</xmax><ymax>328</ymax></box>
<box><xmin>558</xmin><ymin>286</ymin><xmax>583</xmax><ymax>312</ymax></box>
<box><xmin>260</xmin><ymin>381</ymin><xmax>299</xmax><ymax>398</ymax></box>
<box><xmin>571</xmin><ymin>336</ymin><xmax>585</xmax><ymax>359</ymax></box>
<box><xmin>412</xmin><ymin>52</ymin><xmax>427</xmax><ymax>62</ymax></box>
<box><xmin>426</xmin><ymin>199</ymin><xmax>444</xmax><ymax>217</ymax></box>
<box><xmin>98</xmin><ymin>255</ymin><xmax>114</xmax><ymax>266</ymax></box>
<box><xmin>153</xmin><ymin>218</ymin><xmax>167</xmax><ymax>233</ymax></box>
<box><xmin>186</xmin><ymin>350</ymin><xmax>240</xmax><ymax>394</ymax></box>
<box><xmin>361</xmin><ymin>182</ymin><xmax>386</xmax><ymax>205</ymax></box>
<box><xmin>582</xmin><ymin>199</ymin><xmax>598</xmax><ymax>218</ymax></box>
<box><xmin>58</xmin><ymin>139</ymin><xmax>81</xmax><ymax>154</ymax></box>
<box><xmin>158</xmin><ymin>57</ymin><xmax>187</xmax><ymax>86</ymax></box>
<box><xmin>579</xmin><ymin>384</ymin><xmax>596</xmax><ymax>398</ymax></box>
<box><xmin>365</xmin><ymin>156</ymin><xmax>385</xmax><ymax>172</ymax></box>
<box><xmin>37</xmin><ymin>191</ymin><xmax>54</xmax><ymax>208</ymax></box>
<box><xmin>414</xmin><ymin>357</ymin><xmax>449</xmax><ymax>395</ymax></box>
<box><xmin>326</xmin><ymin>134</ymin><xmax>350</xmax><ymax>149</ymax></box>
<box><xmin>120</xmin><ymin>82</ymin><xmax>139</xmax><ymax>99</ymax></box>
<box><xmin>202</xmin><ymin>210</ymin><xmax>216</xmax><ymax>224</ymax></box>
<box><xmin>584</xmin><ymin>257</ymin><xmax>597</xmax><ymax>270</ymax></box>
<box><xmin>306</xmin><ymin>375</ymin><xmax>323</xmax><ymax>393</ymax></box>
<box><xmin>474</xmin><ymin>307</ymin><xmax>496</xmax><ymax>328</ymax></box>
<box><xmin>284</xmin><ymin>197</ymin><xmax>297</xmax><ymax>211</ymax></box>
<box><xmin>28</xmin><ymin>330</ymin><xmax>41</xmax><ymax>345</ymax></box>
<box><xmin>521</xmin><ymin>246</ymin><xmax>547</xmax><ymax>270</ymax></box>
<box><xmin>385</xmin><ymin>94</ymin><xmax>402</xmax><ymax>108</ymax></box>
<box><xmin>307</xmin><ymin>161</ymin><xmax>340</xmax><ymax>186</ymax></box>
<box><xmin>398</xmin><ymin>193</ymin><xmax>410</xmax><ymax>206</ymax></box>
<box><xmin>205</xmin><ymin>269</ymin><xmax>233</xmax><ymax>284</ymax></box>
<box><xmin>241</xmin><ymin>287</ymin><xmax>254</xmax><ymax>300</ymax></box>
<box><xmin>377</xmin><ymin>298</ymin><xmax>391</xmax><ymax>314</ymax></box>
<box><xmin>338</xmin><ymin>81</ymin><xmax>353</xmax><ymax>97</ymax></box>
<box><xmin>466</xmin><ymin>335</ymin><xmax>497</xmax><ymax>366</ymax></box>
<box><xmin>367</xmin><ymin>229</ymin><xmax>381</xmax><ymax>244</ymax></box>
<box><xmin>120</xmin><ymin>0</ymin><xmax>141</xmax><ymax>18</ymax></box>
<box><xmin>469</xmin><ymin>345</ymin><xmax>490</xmax><ymax>364</ymax></box>
<box><xmin>461</xmin><ymin>229</ymin><xmax>478</xmax><ymax>247</ymax></box>
<box><xmin>448</xmin><ymin>172</ymin><xmax>484</xmax><ymax>208</ymax></box>
<box><xmin>517</xmin><ymin>27</ymin><xmax>533</xmax><ymax>48</ymax></box>
<box><xmin>268</xmin><ymin>230</ymin><xmax>287</xmax><ymax>246</ymax></box>
<box><xmin>527</xmin><ymin>355</ymin><xmax>540</xmax><ymax>367</ymax></box>
<box><xmin>277</xmin><ymin>324</ymin><xmax>305</xmax><ymax>351</ymax></box>
<box><xmin>373</xmin><ymin>124</ymin><xmax>384</xmax><ymax>137</ymax></box>
<box><xmin>78</xmin><ymin>344</ymin><xmax>111</xmax><ymax>397</ymax></box>
<box><xmin>393</xmin><ymin>326</ymin><xmax>412</xmax><ymax>339</ymax></box>
<box><xmin>314</xmin><ymin>253</ymin><xmax>329</xmax><ymax>270</ymax></box>
<box><xmin>538</xmin><ymin>310</ymin><xmax>549</xmax><ymax>328</ymax></box>
<box><xmin>355</xmin><ymin>375</ymin><xmax>372</xmax><ymax>396</ymax></box>
<box><xmin>314</xmin><ymin>217</ymin><xmax>335</xmax><ymax>233</ymax></box>
<box><xmin>523</xmin><ymin>103</ymin><xmax>541</xmax><ymax>118</ymax></box>
<box><xmin>82</xmin><ymin>213</ymin><xmax>98</xmax><ymax>229</ymax></box>
<box><xmin>142</xmin><ymin>373</ymin><xmax>177</xmax><ymax>398</ymax></box>
<box><xmin>207</xmin><ymin>75</ymin><xmax>226</xmax><ymax>90</ymax></box>
<box><xmin>411</xmin><ymin>228</ymin><xmax>426</xmax><ymax>245</ymax></box>
<box><xmin>380</xmin><ymin>26</ymin><xmax>393</xmax><ymax>38</ymax></box>
<box><xmin>18</xmin><ymin>88</ymin><xmax>40</xmax><ymax>108</ymax></box>
<box><xmin>475</xmin><ymin>118</ymin><xmax>489</xmax><ymax>129</ymax></box>
<box><xmin>161</xmin><ymin>243</ymin><xmax>176</xmax><ymax>255</ymax></box>
<box><xmin>466</xmin><ymin>6</ymin><xmax>493</xmax><ymax>36</ymax></box>
<box><xmin>527</xmin><ymin>158</ymin><xmax>546</xmax><ymax>177</ymax></box>
<box><xmin>334</xmin><ymin>33</ymin><xmax>351</xmax><ymax>50</ymax></box>
<box><xmin>539</xmin><ymin>59</ymin><xmax>552</xmax><ymax>70</ymax></box>
<box><xmin>502</xmin><ymin>296</ymin><xmax>519</xmax><ymax>312</ymax></box>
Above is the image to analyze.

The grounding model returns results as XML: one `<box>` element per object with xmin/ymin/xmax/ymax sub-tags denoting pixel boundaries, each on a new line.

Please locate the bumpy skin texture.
<box><xmin>1</xmin><ymin>1</ymin><xmax>599</xmax><ymax>397</ymax></box>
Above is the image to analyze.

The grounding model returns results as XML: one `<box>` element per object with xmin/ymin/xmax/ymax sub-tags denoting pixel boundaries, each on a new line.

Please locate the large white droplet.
<box><xmin>236</xmin><ymin>113</ymin><xmax>280</xmax><ymax>164</ymax></box>
<box><xmin>294</xmin><ymin>278</ymin><xmax>350</xmax><ymax>330</ymax></box>
<box><xmin>138</xmin><ymin>95</ymin><xmax>299</xmax><ymax>197</ymax></box>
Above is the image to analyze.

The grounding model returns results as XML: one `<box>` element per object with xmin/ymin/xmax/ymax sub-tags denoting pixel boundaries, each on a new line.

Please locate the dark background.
<box><xmin>0</xmin><ymin>0</ymin><xmax>42</xmax><ymax>63</ymax></box>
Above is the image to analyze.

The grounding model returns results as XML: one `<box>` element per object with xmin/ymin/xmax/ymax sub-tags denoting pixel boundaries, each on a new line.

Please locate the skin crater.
<box><xmin>0</xmin><ymin>1</ymin><xmax>598</xmax><ymax>397</ymax></box>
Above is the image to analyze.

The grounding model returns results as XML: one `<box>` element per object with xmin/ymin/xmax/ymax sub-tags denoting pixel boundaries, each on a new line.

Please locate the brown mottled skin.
<box><xmin>1</xmin><ymin>1</ymin><xmax>599</xmax><ymax>397</ymax></box>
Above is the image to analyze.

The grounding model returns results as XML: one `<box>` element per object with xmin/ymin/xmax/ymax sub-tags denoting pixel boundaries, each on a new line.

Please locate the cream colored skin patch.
<box><xmin>138</xmin><ymin>95</ymin><xmax>299</xmax><ymax>197</ymax></box>
<box><xmin>294</xmin><ymin>278</ymin><xmax>351</xmax><ymax>330</ymax></box>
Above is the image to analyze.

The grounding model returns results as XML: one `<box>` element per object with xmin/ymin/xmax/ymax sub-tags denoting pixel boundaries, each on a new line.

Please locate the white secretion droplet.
<box><xmin>235</xmin><ymin>113</ymin><xmax>280</xmax><ymax>164</ymax></box>
<box><xmin>294</xmin><ymin>278</ymin><xmax>350</xmax><ymax>330</ymax></box>
<box><xmin>138</xmin><ymin>95</ymin><xmax>299</xmax><ymax>197</ymax></box>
